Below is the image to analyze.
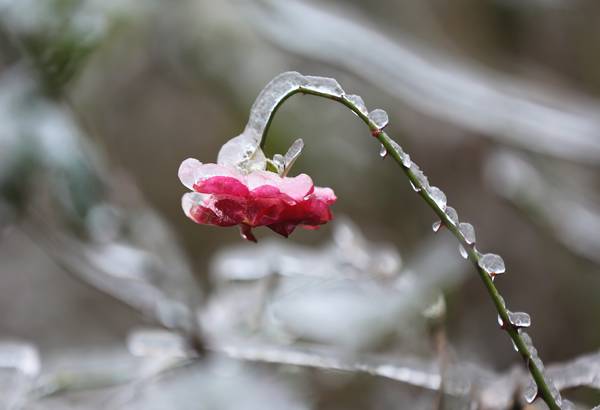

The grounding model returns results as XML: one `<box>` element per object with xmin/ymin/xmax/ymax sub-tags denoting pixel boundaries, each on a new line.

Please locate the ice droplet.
<box><xmin>379</xmin><ymin>144</ymin><xmax>388</xmax><ymax>158</ymax></box>
<box><xmin>497</xmin><ymin>314</ymin><xmax>504</xmax><ymax>327</ymax></box>
<box><xmin>458</xmin><ymin>245</ymin><xmax>468</xmax><ymax>259</ymax></box>
<box><xmin>508</xmin><ymin>311</ymin><xmax>531</xmax><ymax>328</ymax></box>
<box><xmin>428</xmin><ymin>186</ymin><xmax>447</xmax><ymax>211</ymax></box>
<box><xmin>345</xmin><ymin>94</ymin><xmax>368</xmax><ymax>116</ymax></box>
<box><xmin>478</xmin><ymin>253</ymin><xmax>506</xmax><ymax>276</ymax></box>
<box><xmin>303</xmin><ymin>75</ymin><xmax>345</xmax><ymax>97</ymax></box>
<box><xmin>368</xmin><ymin>109</ymin><xmax>389</xmax><ymax>129</ymax></box>
<box><xmin>511</xmin><ymin>339</ymin><xmax>519</xmax><ymax>352</ymax></box>
<box><xmin>524</xmin><ymin>377</ymin><xmax>538</xmax><ymax>403</ymax></box>
<box><xmin>284</xmin><ymin>138</ymin><xmax>304</xmax><ymax>170</ymax></box>
<box><xmin>444</xmin><ymin>207</ymin><xmax>459</xmax><ymax>226</ymax></box>
<box><xmin>458</xmin><ymin>222</ymin><xmax>476</xmax><ymax>245</ymax></box>
<box><xmin>432</xmin><ymin>220</ymin><xmax>442</xmax><ymax>233</ymax></box>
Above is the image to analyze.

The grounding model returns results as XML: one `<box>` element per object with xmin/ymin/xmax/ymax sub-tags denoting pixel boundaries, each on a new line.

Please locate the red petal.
<box><xmin>194</xmin><ymin>176</ymin><xmax>249</xmax><ymax>197</ymax></box>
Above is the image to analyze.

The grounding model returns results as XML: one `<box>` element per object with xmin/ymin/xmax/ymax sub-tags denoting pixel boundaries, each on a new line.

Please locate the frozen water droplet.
<box><xmin>379</xmin><ymin>144</ymin><xmax>388</xmax><ymax>158</ymax></box>
<box><xmin>497</xmin><ymin>314</ymin><xmax>504</xmax><ymax>327</ymax></box>
<box><xmin>458</xmin><ymin>223</ymin><xmax>476</xmax><ymax>245</ymax></box>
<box><xmin>478</xmin><ymin>253</ymin><xmax>506</xmax><ymax>276</ymax></box>
<box><xmin>432</xmin><ymin>220</ymin><xmax>442</xmax><ymax>233</ymax></box>
<box><xmin>303</xmin><ymin>75</ymin><xmax>345</xmax><ymax>97</ymax></box>
<box><xmin>345</xmin><ymin>94</ymin><xmax>368</xmax><ymax>116</ymax></box>
<box><xmin>458</xmin><ymin>245</ymin><xmax>468</xmax><ymax>259</ymax></box>
<box><xmin>368</xmin><ymin>109</ymin><xmax>389</xmax><ymax>129</ymax></box>
<box><xmin>428</xmin><ymin>186</ymin><xmax>447</xmax><ymax>211</ymax></box>
<box><xmin>444</xmin><ymin>207</ymin><xmax>459</xmax><ymax>226</ymax></box>
<box><xmin>524</xmin><ymin>377</ymin><xmax>538</xmax><ymax>403</ymax></box>
<box><xmin>511</xmin><ymin>339</ymin><xmax>519</xmax><ymax>352</ymax></box>
<box><xmin>508</xmin><ymin>311</ymin><xmax>531</xmax><ymax>328</ymax></box>
<box><xmin>410</xmin><ymin>181</ymin><xmax>420</xmax><ymax>192</ymax></box>
<box><xmin>284</xmin><ymin>138</ymin><xmax>304</xmax><ymax>170</ymax></box>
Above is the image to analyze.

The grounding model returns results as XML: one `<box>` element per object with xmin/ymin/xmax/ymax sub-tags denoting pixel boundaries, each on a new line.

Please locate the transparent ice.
<box><xmin>507</xmin><ymin>311</ymin><xmax>531</xmax><ymax>328</ymax></box>
<box><xmin>458</xmin><ymin>223</ymin><xmax>476</xmax><ymax>245</ymax></box>
<box><xmin>345</xmin><ymin>94</ymin><xmax>368</xmax><ymax>116</ymax></box>
<box><xmin>428</xmin><ymin>186</ymin><xmax>447</xmax><ymax>211</ymax></box>
<box><xmin>458</xmin><ymin>245</ymin><xmax>468</xmax><ymax>259</ymax></box>
<box><xmin>368</xmin><ymin>109</ymin><xmax>389</xmax><ymax>129</ymax></box>
<box><xmin>478</xmin><ymin>253</ymin><xmax>506</xmax><ymax>276</ymax></box>
<box><xmin>445</xmin><ymin>207</ymin><xmax>459</xmax><ymax>226</ymax></box>
<box><xmin>379</xmin><ymin>144</ymin><xmax>388</xmax><ymax>158</ymax></box>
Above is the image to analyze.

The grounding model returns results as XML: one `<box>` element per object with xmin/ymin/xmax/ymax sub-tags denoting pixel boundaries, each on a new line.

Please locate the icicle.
<box><xmin>432</xmin><ymin>220</ymin><xmax>442</xmax><ymax>233</ymax></box>
<box><xmin>458</xmin><ymin>245</ymin><xmax>468</xmax><ymax>259</ymax></box>
<box><xmin>379</xmin><ymin>144</ymin><xmax>388</xmax><ymax>158</ymax></box>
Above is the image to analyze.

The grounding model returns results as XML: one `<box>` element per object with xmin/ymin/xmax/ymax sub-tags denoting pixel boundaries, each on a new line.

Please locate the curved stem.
<box><xmin>258</xmin><ymin>87</ymin><xmax>560</xmax><ymax>410</ymax></box>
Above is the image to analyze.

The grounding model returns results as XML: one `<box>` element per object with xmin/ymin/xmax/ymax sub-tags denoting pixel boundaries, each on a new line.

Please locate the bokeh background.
<box><xmin>0</xmin><ymin>0</ymin><xmax>599</xmax><ymax>408</ymax></box>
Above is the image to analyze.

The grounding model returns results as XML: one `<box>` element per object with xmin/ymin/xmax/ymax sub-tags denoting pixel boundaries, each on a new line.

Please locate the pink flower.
<box><xmin>179</xmin><ymin>158</ymin><xmax>336</xmax><ymax>242</ymax></box>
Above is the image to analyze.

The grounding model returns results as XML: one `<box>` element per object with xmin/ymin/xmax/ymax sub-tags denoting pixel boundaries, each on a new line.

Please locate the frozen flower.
<box><xmin>178</xmin><ymin>156</ymin><xmax>336</xmax><ymax>242</ymax></box>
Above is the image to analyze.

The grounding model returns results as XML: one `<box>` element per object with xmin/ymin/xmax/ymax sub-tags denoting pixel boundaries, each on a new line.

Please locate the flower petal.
<box><xmin>195</xmin><ymin>176</ymin><xmax>250</xmax><ymax>197</ymax></box>
<box><xmin>178</xmin><ymin>158</ymin><xmax>203</xmax><ymax>190</ymax></box>
<box><xmin>247</xmin><ymin>171</ymin><xmax>313</xmax><ymax>201</ymax></box>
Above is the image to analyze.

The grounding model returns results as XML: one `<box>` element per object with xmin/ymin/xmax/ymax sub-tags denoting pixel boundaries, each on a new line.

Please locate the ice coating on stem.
<box><xmin>219</xmin><ymin>72</ymin><xmax>345</xmax><ymax>172</ymax></box>
<box><xmin>445</xmin><ymin>207</ymin><xmax>459</xmax><ymax>226</ymax></box>
<box><xmin>524</xmin><ymin>376</ymin><xmax>538</xmax><ymax>404</ymax></box>
<box><xmin>428</xmin><ymin>186</ymin><xmax>447</xmax><ymax>211</ymax></box>
<box><xmin>368</xmin><ymin>109</ymin><xmax>389</xmax><ymax>129</ymax></box>
<box><xmin>478</xmin><ymin>253</ymin><xmax>506</xmax><ymax>276</ymax></box>
<box><xmin>345</xmin><ymin>94</ymin><xmax>368</xmax><ymax>116</ymax></box>
<box><xmin>508</xmin><ymin>311</ymin><xmax>531</xmax><ymax>328</ymax></box>
<box><xmin>459</xmin><ymin>222</ymin><xmax>476</xmax><ymax>245</ymax></box>
<box><xmin>303</xmin><ymin>75</ymin><xmax>345</xmax><ymax>97</ymax></box>
<box><xmin>409</xmin><ymin>163</ymin><xmax>429</xmax><ymax>192</ymax></box>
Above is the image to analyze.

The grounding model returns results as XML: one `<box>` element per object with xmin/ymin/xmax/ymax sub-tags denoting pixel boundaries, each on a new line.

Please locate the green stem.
<box><xmin>258</xmin><ymin>87</ymin><xmax>560</xmax><ymax>410</ymax></box>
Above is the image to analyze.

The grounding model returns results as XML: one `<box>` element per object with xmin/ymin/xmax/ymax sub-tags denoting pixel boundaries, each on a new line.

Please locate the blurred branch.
<box><xmin>239</xmin><ymin>0</ymin><xmax>600</xmax><ymax>164</ymax></box>
<box><xmin>486</xmin><ymin>150</ymin><xmax>600</xmax><ymax>267</ymax></box>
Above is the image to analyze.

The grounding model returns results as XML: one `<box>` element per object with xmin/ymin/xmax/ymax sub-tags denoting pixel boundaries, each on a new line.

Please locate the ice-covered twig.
<box><xmin>244</xmin><ymin>72</ymin><xmax>561</xmax><ymax>409</ymax></box>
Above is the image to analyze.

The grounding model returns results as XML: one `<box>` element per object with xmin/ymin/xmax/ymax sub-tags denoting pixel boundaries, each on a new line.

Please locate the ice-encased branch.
<box><xmin>238</xmin><ymin>71</ymin><xmax>562</xmax><ymax>409</ymax></box>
